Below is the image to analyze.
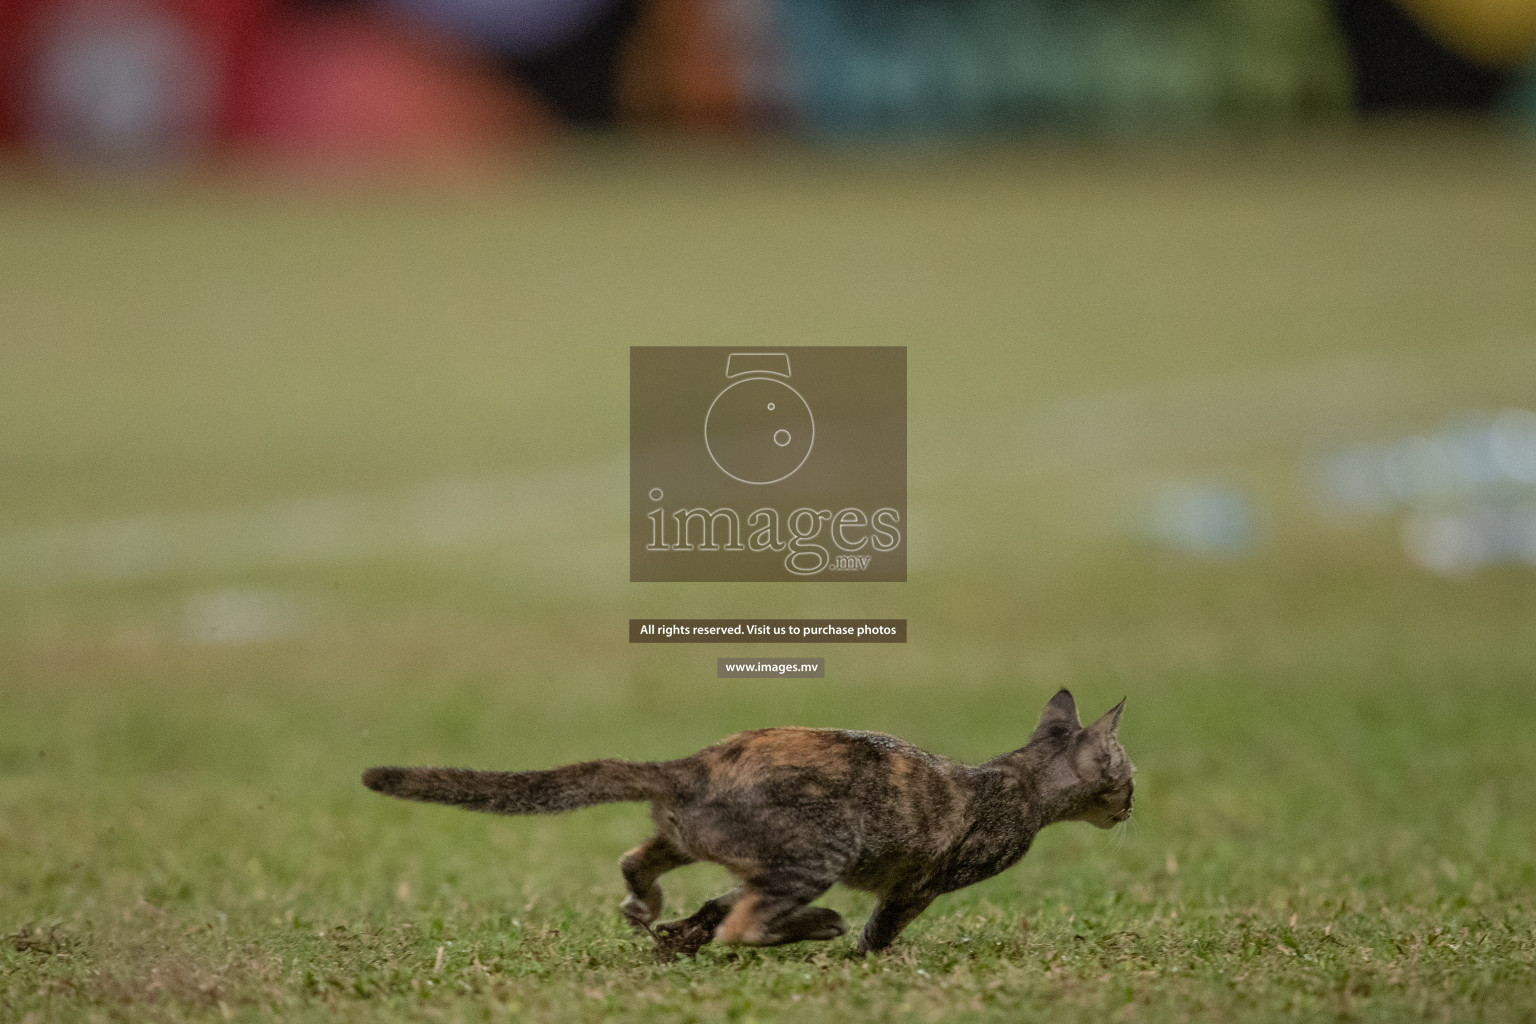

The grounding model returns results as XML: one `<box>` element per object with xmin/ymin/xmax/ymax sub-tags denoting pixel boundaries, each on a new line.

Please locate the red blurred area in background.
<box><xmin>0</xmin><ymin>0</ymin><xmax>547</xmax><ymax>172</ymax></box>
<box><xmin>231</xmin><ymin>11</ymin><xmax>550</xmax><ymax>174</ymax></box>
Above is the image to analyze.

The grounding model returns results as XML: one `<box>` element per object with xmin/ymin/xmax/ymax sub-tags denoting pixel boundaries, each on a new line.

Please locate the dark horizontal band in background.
<box><xmin>630</xmin><ymin>619</ymin><xmax>906</xmax><ymax>643</ymax></box>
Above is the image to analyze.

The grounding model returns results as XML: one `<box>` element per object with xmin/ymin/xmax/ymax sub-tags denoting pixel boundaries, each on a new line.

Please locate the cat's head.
<box><xmin>1030</xmin><ymin>689</ymin><xmax>1135</xmax><ymax>829</ymax></box>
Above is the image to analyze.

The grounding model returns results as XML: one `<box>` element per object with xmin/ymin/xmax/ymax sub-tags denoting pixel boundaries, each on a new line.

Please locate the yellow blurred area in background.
<box><xmin>1403</xmin><ymin>0</ymin><xmax>1536</xmax><ymax>64</ymax></box>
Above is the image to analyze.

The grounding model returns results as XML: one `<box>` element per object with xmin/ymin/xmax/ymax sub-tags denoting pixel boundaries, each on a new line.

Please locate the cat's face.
<box><xmin>1031</xmin><ymin>690</ymin><xmax>1135</xmax><ymax>829</ymax></box>
<box><xmin>1072</xmin><ymin>727</ymin><xmax>1135</xmax><ymax>829</ymax></box>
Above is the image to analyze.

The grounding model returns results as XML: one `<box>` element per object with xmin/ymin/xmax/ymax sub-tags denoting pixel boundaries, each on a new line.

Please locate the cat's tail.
<box><xmin>361</xmin><ymin>759</ymin><xmax>678</xmax><ymax>815</ymax></box>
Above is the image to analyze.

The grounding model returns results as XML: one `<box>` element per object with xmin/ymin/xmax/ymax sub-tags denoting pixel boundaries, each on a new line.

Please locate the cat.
<box><xmin>362</xmin><ymin>688</ymin><xmax>1133</xmax><ymax>958</ymax></box>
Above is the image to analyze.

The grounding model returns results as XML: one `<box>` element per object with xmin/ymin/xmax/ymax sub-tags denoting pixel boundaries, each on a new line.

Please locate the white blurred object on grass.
<box><xmin>178</xmin><ymin>588</ymin><xmax>311</xmax><ymax>646</ymax></box>
<box><xmin>1314</xmin><ymin>408</ymin><xmax>1536</xmax><ymax>574</ymax></box>
<box><xmin>1314</xmin><ymin>409</ymin><xmax>1536</xmax><ymax>516</ymax></box>
<box><xmin>1401</xmin><ymin>505</ymin><xmax>1536</xmax><ymax>575</ymax></box>
<box><xmin>1144</xmin><ymin>480</ymin><xmax>1258</xmax><ymax>557</ymax></box>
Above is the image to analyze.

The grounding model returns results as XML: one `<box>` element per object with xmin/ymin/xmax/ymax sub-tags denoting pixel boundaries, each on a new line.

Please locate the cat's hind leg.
<box><xmin>619</xmin><ymin>834</ymin><xmax>692</xmax><ymax>931</ymax></box>
<box><xmin>763</xmin><ymin>904</ymin><xmax>848</xmax><ymax>942</ymax></box>
<box><xmin>653</xmin><ymin>883</ymin><xmax>848</xmax><ymax>960</ymax></box>
<box><xmin>714</xmin><ymin>870</ymin><xmax>848</xmax><ymax>947</ymax></box>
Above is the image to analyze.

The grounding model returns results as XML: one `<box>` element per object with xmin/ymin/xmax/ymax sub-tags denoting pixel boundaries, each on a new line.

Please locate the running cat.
<box><xmin>362</xmin><ymin>689</ymin><xmax>1133</xmax><ymax>957</ymax></box>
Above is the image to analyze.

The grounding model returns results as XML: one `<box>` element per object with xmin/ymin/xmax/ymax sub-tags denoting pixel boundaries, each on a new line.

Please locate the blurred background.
<box><xmin>2</xmin><ymin>0</ymin><xmax>1536</xmax><ymax>170</ymax></box>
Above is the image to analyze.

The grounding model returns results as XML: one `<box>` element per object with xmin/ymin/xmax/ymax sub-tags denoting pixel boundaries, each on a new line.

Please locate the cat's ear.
<box><xmin>1085</xmin><ymin>698</ymin><xmax>1126</xmax><ymax>740</ymax></box>
<box><xmin>1031</xmin><ymin>689</ymin><xmax>1081</xmax><ymax>741</ymax></box>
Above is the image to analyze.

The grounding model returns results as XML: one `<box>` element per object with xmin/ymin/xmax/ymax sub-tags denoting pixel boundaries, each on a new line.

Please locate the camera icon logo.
<box><xmin>704</xmin><ymin>353</ymin><xmax>815</xmax><ymax>485</ymax></box>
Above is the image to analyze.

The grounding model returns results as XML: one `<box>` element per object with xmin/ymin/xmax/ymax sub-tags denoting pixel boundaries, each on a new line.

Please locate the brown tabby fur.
<box><xmin>363</xmin><ymin>689</ymin><xmax>1133</xmax><ymax>958</ymax></box>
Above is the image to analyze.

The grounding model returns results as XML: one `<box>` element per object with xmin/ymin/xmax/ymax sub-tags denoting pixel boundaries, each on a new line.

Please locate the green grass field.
<box><xmin>4</xmin><ymin>135</ymin><xmax>1536</xmax><ymax>1022</ymax></box>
